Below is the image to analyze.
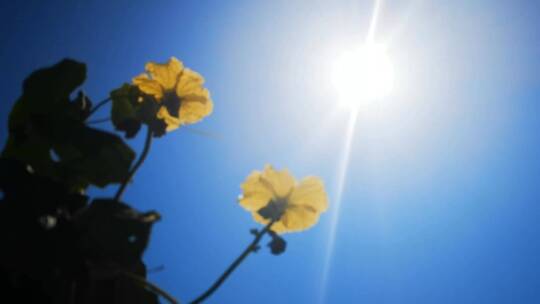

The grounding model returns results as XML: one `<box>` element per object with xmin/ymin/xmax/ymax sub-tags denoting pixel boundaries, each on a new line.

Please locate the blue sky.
<box><xmin>1</xmin><ymin>0</ymin><xmax>540</xmax><ymax>303</ymax></box>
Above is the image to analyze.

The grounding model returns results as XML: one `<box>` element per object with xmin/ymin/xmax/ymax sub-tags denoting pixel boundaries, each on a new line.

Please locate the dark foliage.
<box><xmin>0</xmin><ymin>59</ymin><xmax>162</xmax><ymax>303</ymax></box>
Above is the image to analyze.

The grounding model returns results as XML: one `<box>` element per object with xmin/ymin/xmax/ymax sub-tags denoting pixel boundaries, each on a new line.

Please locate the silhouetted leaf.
<box><xmin>75</xmin><ymin>199</ymin><xmax>161</xmax><ymax>266</ymax></box>
<box><xmin>111</xmin><ymin>84</ymin><xmax>142</xmax><ymax>138</ymax></box>
<box><xmin>70</xmin><ymin>91</ymin><xmax>93</xmax><ymax>120</ymax></box>
<box><xmin>147</xmin><ymin>118</ymin><xmax>167</xmax><ymax>137</ymax></box>
<box><xmin>0</xmin><ymin>158</ymin><xmax>162</xmax><ymax>303</ymax></box>
<box><xmin>18</xmin><ymin>58</ymin><xmax>86</xmax><ymax>115</ymax></box>
<box><xmin>52</xmin><ymin>120</ymin><xmax>135</xmax><ymax>188</ymax></box>
<box><xmin>110</xmin><ymin>84</ymin><xmax>170</xmax><ymax>138</ymax></box>
<box><xmin>3</xmin><ymin>59</ymin><xmax>135</xmax><ymax>190</ymax></box>
<box><xmin>2</xmin><ymin>134</ymin><xmax>58</xmax><ymax>181</ymax></box>
<box><xmin>0</xmin><ymin>158</ymin><xmax>88</xmax><ymax>285</ymax></box>
<box><xmin>0</xmin><ymin>158</ymin><xmax>88</xmax><ymax>216</ymax></box>
<box><xmin>0</xmin><ymin>59</ymin><xmax>165</xmax><ymax>304</ymax></box>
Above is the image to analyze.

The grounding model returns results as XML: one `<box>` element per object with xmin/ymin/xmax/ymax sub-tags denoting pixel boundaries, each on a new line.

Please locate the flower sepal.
<box><xmin>110</xmin><ymin>84</ymin><xmax>168</xmax><ymax>138</ymax></box>
<box><xmin>267</xmin><ymin>230</ymin><xmax>287</xmax><ymax>255</ymax></box>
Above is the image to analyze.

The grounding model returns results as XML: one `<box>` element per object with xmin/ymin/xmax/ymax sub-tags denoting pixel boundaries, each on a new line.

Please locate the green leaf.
<box><xmin>52</xmin><ymin>121</ymin><xmax>135</xmax><ymax>188</ymax></box>
<box><xmin>2</xmin><ymin>136</ymin><xmax>57</xmax><ymax>181</ymax></box>
<box><xmin>3</xmin><ymin>58</ymin><xmax>135</xmax><ymax>190</ymax></box>
<box><xmin>12</xmin><ymin>59</ymin><xmax>86</xmax><ymax>122</ymax></box>
<box><xmin>69</xmin><ymin>91</ymin><xmax>93</xmax><ymax>121</ymax></box>
<box><xmin>5</xmin><ymin>59</ymin><xmax>88</xmax><ymax>163</ymax></box>
<box><xmin>75</xmin><ymin>199</ymin><xmax>161</xmax><ymax>265</ymax></box>
<box><xmin>110</xmin><ymin>84</ymin><xmax>169</xmax><ymax>138</ymax></box>
<box><xmin>111</xmin><ymin>84</ymin><xmax>142</xmax><ymax>138</ymax></box>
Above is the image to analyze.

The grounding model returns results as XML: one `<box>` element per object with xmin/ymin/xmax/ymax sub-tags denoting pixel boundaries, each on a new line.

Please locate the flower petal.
<box><xmin>239</xmin><ymin>171</ymin><xmax>274</xmax><ymax>212</ymax></box>
<box><xmin>253</xmin><ymin>205</ymin><xmax>319</xmax><ymax>234</ymax></box>
<box><xmin>156</xmin><ymin>106</ymin><xmax>181</xmax><ymax>131</ymax></box>
<box><xmin>176</xmin><ymin>68</ymin><xmax>205</xmax><ymax>97</ymax></box>
<box><xmin>145</xmin><ymin>57</ymin><xmax>183</xmax><ymax>90</ymax></box>
<box><xmin>289</xmin><ymin>176</ymin><xmax>329</xmax><ymax>212</ymax></box>
<box><xmin>178</xmin><ymin>91</ymin><xmax>213</xmax><ymax>125</ymax></box>
<box><xmin>155</xmin><ymin>94</ymin><xmax>213</xmax><ymax>130</ymax></box>
<box><xmin>132</xmin><ymin>74</ymin><xmax>164</xmax><ymax>99</ymax></box>
<box><xmin>260</xmin><ymin>165</ymin><xmax>296</xmax><ymax>199</ymax></box>
<box><xmin>280</xmin><ymin>205</ymin><xmax>319</xmax><ymax>232</ymax></box>
<box><xmin>252</xmin><ymin>212</ymin><xmax>288</xmax><ymax>233</ymax></box>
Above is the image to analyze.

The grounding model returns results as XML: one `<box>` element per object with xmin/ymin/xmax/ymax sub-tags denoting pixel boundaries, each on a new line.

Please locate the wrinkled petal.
<box><xmin>260</xmin><ymin>165</ymin><xmax>296</xmax><ymax>199</ymax></box>
<box><xmin>155</xmin><ymin>96</ymin><xmax>212</xmax><ymax>130</ymax></box>
<box><xmin>239</xmin><ymin>171</ymin><xmax>274</xmax><ymax>212</ymax></box>
<box><xmin>176</xmin><ymin>68</ymin><xmax>205</xmax><ymax>97</ymax></box>
<box><xmin>132</xmin><ymin>74</ymin><xmax>163</xmax><ymax>99</ymax></box>
<box><xmin>156</xmin><ymin>106</ymin><xmax>180</xmax><ymax>131</ymax></box>
<box><xmin>280</xmin><ymin>205</ymin><xmax>319</xmax><ymax>233</ymax></box>
<box><xmin>289</xmin><ymin>176</ymin><xmax>328</xmax><ymax>212</ymax></box>
<box><xmin>253</xmin><ymin>205</ymin><xmax>319</xmax><ymax>234</ymax></box>
<box><xmin>239</xmin><ymin>165</ymin><xmax>328</xmax><ymax>233</ymax></box>
<box><xmin>239</xmin><ymin>166</ymin><xmax>328</xmax><ymax>234</ymax></box>
<box><xmin>252</xmin><ymin>212</ymin><xmax>287</xmax><ymax>234</ymax></box>
<box><xmin>145</xmin><ymin>57</ymin><xmax>183</xmax><ymax>90</ymax></box>
<box><xmin>179</xmin><ymin>91</ymin><xmax>213</xmax><ymax>125</ymax></box>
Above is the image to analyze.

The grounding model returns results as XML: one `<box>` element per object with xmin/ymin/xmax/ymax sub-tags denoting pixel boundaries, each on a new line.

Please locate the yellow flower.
<box><xmin>133</xmin><ymin>57</ymin><xmax>213</xmax><ymax>131</ymax></box>
<box><xmin>239</xmin><ymin>165</ymin><xmax>329</xmax><ymax>234</ymax></box>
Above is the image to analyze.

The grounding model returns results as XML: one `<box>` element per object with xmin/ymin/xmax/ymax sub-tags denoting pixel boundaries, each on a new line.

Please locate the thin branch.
<box><xmin>88</xmin><ymin>97</ymin><xmax>111</xmax><ymax>117</ymax></box>
<box><xmin>121</xmin><ymin>271</ymin><xmax>179</xmax><ymax>304</ymax></box>
<box><xmin>190</xmin><ymin>220</ymin><xmax>276</xmax><ymax>304</ymax></box>
<box><xmin>114</xmin><ymin>126</ymin><xmax>153</xmax><ymax>202</ymax></box>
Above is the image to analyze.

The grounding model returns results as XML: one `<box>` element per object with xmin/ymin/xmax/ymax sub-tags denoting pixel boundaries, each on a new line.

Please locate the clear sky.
<box><xmin>1</xmin><ymin>0</ymin><xmax>540</xmax><ymax>303</ymax></box>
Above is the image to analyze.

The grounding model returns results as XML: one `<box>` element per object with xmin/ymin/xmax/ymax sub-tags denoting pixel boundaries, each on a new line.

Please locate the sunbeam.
<box><xmin>320</xmin><ymin>110</ymin><xmax>358</xmax><ymax>302</ymax></box>
<box><xmin>367</xmin><ymin>0</ymin><xmax>382</xmax><ymax>43</ymax></box>
<box><xmin>320</xmin><ymin>0</ymin><xmax>384</xmax><ymax>302</ymax></box>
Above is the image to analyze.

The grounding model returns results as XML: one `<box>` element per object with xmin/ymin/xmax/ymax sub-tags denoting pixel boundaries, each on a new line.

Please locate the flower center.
<box><xmin>257</xmin><ymin>198</ymin><xmax>287</xmax><ymax>221</ymax></box>
<box><xmin>162</xmin><ymin>90</ymin><xmax>181</xmax><ymax>118</ymax></box>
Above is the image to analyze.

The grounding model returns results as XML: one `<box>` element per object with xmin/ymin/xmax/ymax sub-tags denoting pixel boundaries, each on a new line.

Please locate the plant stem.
<box><xmin>121</xmin><ymin>271</ymin><xmax>178</xmax><ymax>304</ymax></box>
<box><xmin>189</xmin><ymin>220</ymin><xmax>276</xmax><ymax>304</ymax></box>
<box><xmin>114</xmin><ymin>126</ymin><xmax>153</xmax><ymax>202</ymax></box>
<box><xmin>87</xmin><ymin>97</ymin><xmax>111</xmax><ymax>117</ymax></box>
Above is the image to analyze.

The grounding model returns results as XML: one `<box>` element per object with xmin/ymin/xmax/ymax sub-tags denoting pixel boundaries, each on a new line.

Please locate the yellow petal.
<box><xmin>239</xmin><ymin>171</ymin><xmax>274</xmax><ymax>212</ymax></box>
<box><xmin>156</xmin><ymin>94</ymin><xmax>212</xmax><ymax>130</ymax></box>
<box><xmin>280</xmin><ymin>205</ymin><xmax>319</xmax><ymax>232</ymax></box>
<box><xmin>252</xmin><ymin>205</ymin><xmax>319</xmax><ymax>234</ymax></box>
<box><xmin>133</xmin><ymin>74</ymin><xmax>164</xmax><ymax>99</ymax></box>
<box><xmin>156</xmin><ymin>106</ymin><xmax>181</xmax><ymax>131</ymax></box>
<box><xmin>145</xmin><ymin>57</ymin><xmax>183</xmax><ymax>90</ymax></box>
<box><xmin>289</xmin><ymin>176</ymin><xmax>329</xmax><ymax>213</ymax></box>
<box><xmin>178</xmin><ymin>91</ymin><xmax>213</xmax><ymax>125</ymax></box>
<box><xmin>176</xmin><ymin>68</ymin><xmax>205</xmax><ymax>97</ymax></box>
<box><xmin>260</xmin><ymin>165</ymin><xmax>296</xmax><ymax>199</ymax></box>
<box><xmin>252</xmin><ymin>212</ymin><xmax>288</xmax><ymax>233</ymax></box>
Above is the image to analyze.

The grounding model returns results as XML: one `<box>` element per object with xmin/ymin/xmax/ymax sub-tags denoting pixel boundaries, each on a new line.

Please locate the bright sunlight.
<box><xmin>332</xmin><ymin>43</ymin><xmax>394</xmax><ymax>109</ymax></box>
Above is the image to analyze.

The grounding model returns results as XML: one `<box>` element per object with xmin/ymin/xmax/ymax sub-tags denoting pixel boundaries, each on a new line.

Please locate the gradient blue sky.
<box><xmin>1</xmin><ymin>1</ymin><xmax>540</xmax><ymax>303</ymax></box>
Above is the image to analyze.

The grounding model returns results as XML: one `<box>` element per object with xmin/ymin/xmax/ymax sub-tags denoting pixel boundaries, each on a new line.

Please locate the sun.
<box><xmin>332</xmin><ymin>43</ymin><xmax>394</xmax><ymax>109</ymax></box>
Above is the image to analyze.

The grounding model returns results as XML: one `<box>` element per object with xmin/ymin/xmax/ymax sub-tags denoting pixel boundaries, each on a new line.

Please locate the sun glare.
<box><xmin>332</xmin><ymin>43</ymin><xmax>394</xmax><ymax>109</ymax></box>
